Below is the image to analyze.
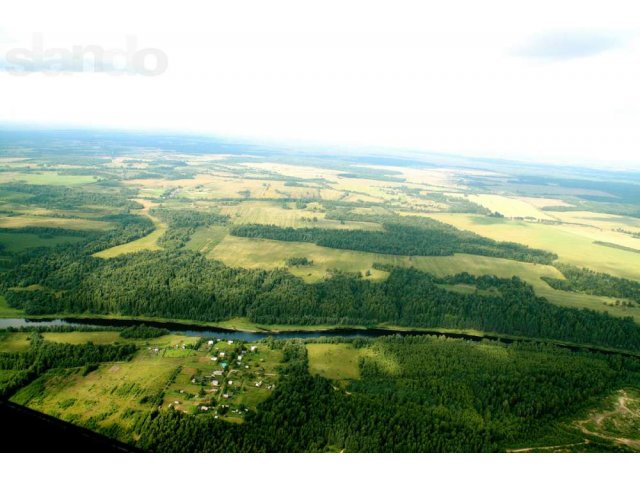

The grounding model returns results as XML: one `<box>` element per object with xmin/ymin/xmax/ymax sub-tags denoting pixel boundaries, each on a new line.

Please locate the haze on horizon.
<box><xmin>1</xmin><ymin>0</ymin><xmax>639</xmax><ymax>169</ymax></box>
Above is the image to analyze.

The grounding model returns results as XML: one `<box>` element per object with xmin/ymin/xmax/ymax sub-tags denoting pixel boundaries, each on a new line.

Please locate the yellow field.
<box><xmin>465</xmin><ymin>194</ymin><xmax>556</xmax><ymax>220</ymax></box>
<box><xmin>42</xmin><ymin>331</ymin><xmax>123</xmax><ymax>345</ymax></box>
<box><xmin>210</xmin><ymin>235</ymin><xmax>640</xmax><ymax>321</ymax></box>
<box><xmin>0</xmin><ymin>332</ymin><xmax>32</xmax><ymax>352</ymax></box>
<box><xmin>0</xmin><ymin>172</ymin><xmax>99</xmax><ymax>186</ymax></box>
<box><xmin>94</xmin><ymin>200</ymin><xmax>165</xmax><ymax>258</ymax></box>
<box><xmin>0</xmin><ymin>215</ymin><xmax>112</xmax><ymax>231</ymax></box>
<box><xmin>417</xmin><ymin>213</ymin><xmax>640</xmax><ymax>282</ymax></box>
<box><xmin>219</xmin><ymin>201</ymin><xmax>382</xmax><ymax>230</ymax></box>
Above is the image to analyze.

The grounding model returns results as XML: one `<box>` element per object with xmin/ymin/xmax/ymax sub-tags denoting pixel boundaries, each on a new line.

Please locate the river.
<box><xmin>1</xmin><ymin>317</ymin><xmax>638</xmax><ymax>358</ymax></box>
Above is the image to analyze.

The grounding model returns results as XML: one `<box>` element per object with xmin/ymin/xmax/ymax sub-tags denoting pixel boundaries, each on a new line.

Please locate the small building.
<box><xmin>237</xmin><ymin>355</ymin><xmax>243</xmax><ymax>361</ymax></box>
<box><xmin>228</xmin><ymin>380</ymin><xmax>233</xmax><ymax>385</ymax></box>
<box><xmin>219</xmin><ymin>352</ymin><xmax>225</xmax><ymax>358</ymax></box>
<box><xmin>212</xmin><ymin>370</ymin><xmax>223</xmax><ymax>376</ymax></box>
<box><xmin>227</xmin><ymin>340</ymin><xmax>234</xmax><ymax>345</ymax></box>
<box><xmin>207</xmin><ymin>340</ymin><xmax>214</xmax><ymax>346</ymax></box>
<box><xmin>250</xmin><ymin>346</ymin><xmax>257</xmax><ymax>352</ymax></box>
<box><xmin>211</xmin><ymin>380</ymin><xmax>219</xmax><ymax>387</ymax></box>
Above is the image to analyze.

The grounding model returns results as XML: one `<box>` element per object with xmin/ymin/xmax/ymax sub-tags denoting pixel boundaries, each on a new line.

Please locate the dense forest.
<box><xmin>3</xmin><ymin>245</ymin><xmax>640</xmax><ymax>351</ymax></box>
<box><xmin>230</xmin><ymin>220</ymin><xmax>557</xmax><ymax>264</ymax></box>
<box><xmin>137</xmin><ymin>337</ymin><xmax>640</xmax><ymax>452</ymax></box>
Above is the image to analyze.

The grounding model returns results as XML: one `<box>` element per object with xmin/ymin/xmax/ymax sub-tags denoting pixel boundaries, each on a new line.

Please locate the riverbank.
<box><xmin>2</xmin><ymin>315</ymin><xmax>640</xmax><ymax>359</ymax></box>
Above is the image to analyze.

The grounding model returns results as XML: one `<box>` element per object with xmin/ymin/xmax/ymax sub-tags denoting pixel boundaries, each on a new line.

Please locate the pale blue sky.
<box><xmin>1</xmin><ymin>0</ymin><xmax>639</xmax><ymax>168</ymax></box>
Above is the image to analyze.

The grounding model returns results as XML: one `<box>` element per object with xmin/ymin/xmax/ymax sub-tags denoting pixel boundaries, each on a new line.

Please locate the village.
<box><xmin>159</xmin><ymin>338</ymin><xmax>283</xmax><ymax>423</ymax></box>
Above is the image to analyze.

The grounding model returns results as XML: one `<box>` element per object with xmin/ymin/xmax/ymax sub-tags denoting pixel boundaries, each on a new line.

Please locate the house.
<box><xmin>237</xmin><ymin>355</ymin><xmax>243</xmax><ymax>361</ymax></box>
<box><xmin>210</xmin><ymin>357</ymin><xmax>217</xmax><ymax>361</ymax></box>
<box><xmin>219</xmin><ymin>352</ymin><xmax>225</xmax><ymax>358</ymax></box>
<box><xmin>250</xmin><ymin>346</ymin><xmax>257</xmax><ymax>352</ymax></box>
<box><xmin>207</xmin><ymin>340</ymin><xmax>214</xmax><ymax>346</ymax></box>
<box><xmin>211</xmin><ymin>380</ymin><xmax>219</xmax><ymax>387</ymax></box>
<box><xmin>228</xmin><ymin>380</ymin><xmax>233</xmax><ymax>385</ymax></box>
<box><xmin>200</xmin><ymin>406</ymin><xmax>209</xmax><ymax>411</ymax></box>
<box><xmin>227</xmin><ymin>340</ymin><xmax>234</xmax><ymax>345</ymax></box>
<box><xmin>255</xmin><ymin>381</ymin><xmax>263</xmax><ymax>387</ymax></box>
<box><xmin>212</xmin><ymin>370</ymin><xmax>223</xmax><ymax>376</ymax></box>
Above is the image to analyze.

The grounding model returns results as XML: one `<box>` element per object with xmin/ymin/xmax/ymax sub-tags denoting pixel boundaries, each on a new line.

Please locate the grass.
<box><xmin>465</xmin><ymin>193</ymin><xmax>555</xmax><ymax>220</ymax></box>
<box><xmin>11</xmin><ymin>353</ymin><xmax>179</xmax><ymax>441</ymax></box>
<box><xmin>306</xmin><ymin>343</ymin><xmax>363</xmax><ymax>380</ymax></box>
<box><xmin>210</xmin><ymin>235</ymin><xmax>640</xmax><ymax>321</ymax></box>
<box><xmin>0</xmin><ymin>215</ymin><xmax>111</xmax><ymax>231</ymax></box>
<box><xmin>418</xmin><ymin>212</ymin><xmax>640</xmax><ymax>282</ymax></box>
<box><xmin>209</xmin><ymin>235</ymin><xmax>390</xmax><ymax>282</ymax></box>
<box><xmin>219</xmin><ymin>201</ymin><xmax>382</xmax><ymax>230</ymax></box>
<box><xmin>0</xmin><ymin>295</ymin><xmax>23</xmax><ymax>317</ymax></box>
<box><xmin>94</xmin><ymin>200</ymin><xmax>165</xmax><ymax>258</ymax></box>
<box><xmin>42</xmin><ymin>331</ymin><xmax>123</xmax><ymax>345</ymax></box>
<box><xmin>0</xmin><ymin>231</ymin><xmax>85</xmax><ymax>254</ymax></box>
<box><xmin>7</xmin><ymin>333</ymin><xmax>283</xmax><ymax>438</ymax></box>
<box><xmin>0</xmin><ymin>332</ymin><xmax>32</xmax><ymax>352</ymax></box>
<box><xmin>185</xmin><ymin>225</ymin><xmax>228</xmax><ymax>255</ymax></box>
<box><xmin>0</xmin><ymin>172</ymin><xmax>99</xmax><ymax>186</ymax></box>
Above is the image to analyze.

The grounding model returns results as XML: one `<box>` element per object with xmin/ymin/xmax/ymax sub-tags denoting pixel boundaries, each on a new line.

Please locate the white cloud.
<box><xmin>1</xmin><ymin>0</ymin><xmax>639</xmax><ymax>168</ymax></box>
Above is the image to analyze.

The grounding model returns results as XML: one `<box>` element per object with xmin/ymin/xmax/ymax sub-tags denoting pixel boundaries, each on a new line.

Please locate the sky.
<box><xmin>0</xmin><ymin>0</ymin><xmax>639</xmax><ymax>169</ymax></box>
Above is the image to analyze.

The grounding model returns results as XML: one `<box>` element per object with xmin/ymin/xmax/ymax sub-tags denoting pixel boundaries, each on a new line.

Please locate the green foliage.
<box><xmin>151</xmin><ymin>208</ymin><xmax>228</xmax><ymax>249</ymax></box>
<box><xmin>0</xmin><ymin>333</ymin><xmax>137</xmax><ymax>397</ymax></box>
<box><xmin>543</xmin><ymin>264</ymin><xmax>640</xmax><ymax>305</ymax></box>
<box><xmin>230</xmin><ymin>218</ymin><xmax>557</xmax><ymax>265</ymax></box>
<box><xmin>120</xmin><ymin>325</ymin><xmax>170</xmax><ymax>339</ymax></box>
<box><xmin>4</xmin><ymin>247</ymin><xmax>640</xmax><ymax>350</ymax></box>
<box><xmin>286</xmin><ymin>257</ymin><xmax>313</xmax><ymax>267</ymax></box>
<box><xmin>137</xmin><ymin>337</ymin><xmax>640</xmax><ymax>452</ymax></box>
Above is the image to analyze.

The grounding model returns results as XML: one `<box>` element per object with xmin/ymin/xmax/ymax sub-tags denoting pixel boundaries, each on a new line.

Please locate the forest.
<box><xmin>230</xmin><ymin>220</ymin><xmax>558</xmax><ymax>264</ymax></box>
<box><xmin>3</xmin><ymin>244</ymin><xmax>640</xmax><ymax>351</ymax></box>
<box><xmin>136</xmin><ymin>337</ymin><xmax>640</xmax><ymax>452</ymax></box>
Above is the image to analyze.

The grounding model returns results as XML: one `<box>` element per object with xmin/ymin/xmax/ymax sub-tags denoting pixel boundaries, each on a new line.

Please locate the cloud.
<box><xmin>514</xmin><ymin>30</ymin><xmax>634</xmax><ymax>61</ymax></box>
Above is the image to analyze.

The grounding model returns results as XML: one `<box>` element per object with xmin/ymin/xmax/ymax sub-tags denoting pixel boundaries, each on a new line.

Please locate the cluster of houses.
<box><xmin>167</xmin><ymin>338</ymin><xmax>274</xmax><ymax>419</ymax></box>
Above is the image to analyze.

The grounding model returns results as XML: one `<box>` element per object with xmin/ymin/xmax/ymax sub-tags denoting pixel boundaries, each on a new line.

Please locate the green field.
<box><xmin>185</xmin><ymin>225</ymin><xmax>228</xmax><ymax>255</ymax></box>
<box><xmin>11</xmin><ymin>353</ymin><xmax>179</xmax><ymax>440</ymax></box>
<box><xmin>420</xmin><ymin>213</ymin><xmax>640</xmax><ymax>282</ymax></box>
<box><xmin>0</xmin><ymin>332</ymin><xmax>32</xmax><ymax>352</ymax></box>
<box><xmin>307</xmin><ymin>343</ymin><xmax>364</xmax><ymax>380</ymax></box>
<box><xmin>9</xmin><ymin>336</ymin><xmax>283</xmax><ymax>437</ymax></box>
<box><xmin>219</xmin><ymin>201</ymin><xmax>382</xmax><ymax>230</ymax></box>
<box><xmin>0</xmin><ymin>295</ymin><xmax>23</xmax><ymax>317</ymax></box>
<box><xmin>0</xmin><ymin>215</ymin><xmax>111</xmax><ymax>231</ymax></box>
<box><xmin>0</xmin><ymin>231</ymin><xmax>85</xmax><ymax>254</ymax></box>
<box><xmin>0</xmin><ymin>172</ymin><xmax>99</xmax><ymax>186</ymax></box>
<box><xmin>210</xmin><ymin>235</ymin><xmax>640</xmax><ymax>321</ymax></box>
<box><xmin>42</xmin><ymin>331</ymin><xmax>123</xmax><ymax>345</ymax></box>
<box><xmin>94</xmin><ymin>203</ymin><xmax>165</xmax><ymax>258</ymax></box>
